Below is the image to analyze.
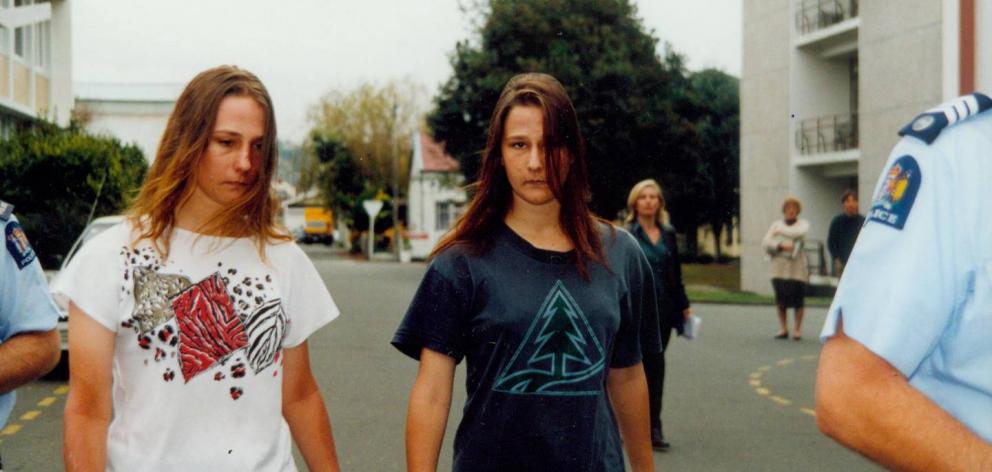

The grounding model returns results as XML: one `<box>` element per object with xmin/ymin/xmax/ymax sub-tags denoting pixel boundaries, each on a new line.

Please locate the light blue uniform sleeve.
<box><xmin>820</xmin><ymin>136</ymin><xmax>970</xmax><ymax>377</ymax></box>
<box><xmin>0</xmin><ymin>216</ymin><xmax>60</xmax><ymax>342</ymax></box>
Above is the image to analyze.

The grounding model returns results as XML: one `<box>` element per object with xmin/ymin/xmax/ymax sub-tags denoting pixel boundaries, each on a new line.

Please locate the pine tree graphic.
<box><xmin>493</xmin><ymin>281</ymin><xmax>605</xmax><ymax>395</ymax></box>
<box><xmin>529</xmin><ymin>297</ymin><xmax>592</xmax><ymax>380</ymax></box>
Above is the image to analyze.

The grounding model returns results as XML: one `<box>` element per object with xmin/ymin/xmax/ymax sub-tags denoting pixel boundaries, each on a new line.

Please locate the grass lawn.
<box><xmin>681</xmin><ymin>263</ymin><xmax>832</xmax><ymax>308</ymax></box>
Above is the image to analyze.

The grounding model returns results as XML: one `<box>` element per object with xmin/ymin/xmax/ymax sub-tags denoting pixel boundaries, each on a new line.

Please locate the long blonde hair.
<box><xmin>625</xmin><ymin>178</ymin><xmax>670</xmax><ymax>225</ymax></box>
<box><xmin>127</xmin><ymin>65</ymin><xmax>289</xmax><ymax>257</ymax></box>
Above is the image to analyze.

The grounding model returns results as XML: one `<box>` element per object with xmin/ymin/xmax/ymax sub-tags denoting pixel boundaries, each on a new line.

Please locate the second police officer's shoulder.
<box><xmin>0</xmin><ymin>199</ymin><xmax>13</xmax><ymax>223</ymax></box>
<box><xmin>899</xmin><ymin>91</ymin><xmax>992</xmax><ymax>148</ymax></box>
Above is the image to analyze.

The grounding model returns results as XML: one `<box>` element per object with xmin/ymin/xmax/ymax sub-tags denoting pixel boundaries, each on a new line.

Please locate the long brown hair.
<box><xmin>127</xmin><ymin>65</ymin><xmax>289</xmax><ymax>257</ymax></box>
<box><xmin>432</xmin><ymin>73</ymin><xmax>608</xmax><ymax>278</ymax></box>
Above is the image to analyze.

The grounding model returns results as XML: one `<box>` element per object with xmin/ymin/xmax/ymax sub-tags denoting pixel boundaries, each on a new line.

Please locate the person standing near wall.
<box><xmin>762</xmin><ymin>197</ymin><xmax>809</xmax><ymax>340</ymax></box>
<box><xmin>826</xmin><ymin>189</ymin><xmax>865</xmax><ymax>277</ymax></box>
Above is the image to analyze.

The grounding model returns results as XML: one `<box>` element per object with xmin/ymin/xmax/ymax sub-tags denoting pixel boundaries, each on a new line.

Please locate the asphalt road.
<box><xmin>0</xmin><ymin>245</ymin><xmax>880</xmax><ymax>471</ymax></box>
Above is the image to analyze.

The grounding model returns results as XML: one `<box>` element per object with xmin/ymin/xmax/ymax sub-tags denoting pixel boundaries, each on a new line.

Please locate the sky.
<box><xmin>73</xmin><ymin>0</ymin><xmax>741</xmax><ymax>143</ymax></box>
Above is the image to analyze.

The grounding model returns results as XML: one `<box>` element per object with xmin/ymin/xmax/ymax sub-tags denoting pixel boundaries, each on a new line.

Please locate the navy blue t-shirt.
<box><xmin>392</xmin><ymin>222</ymin><xmax>660</xmax><ymax>471</ymax></box>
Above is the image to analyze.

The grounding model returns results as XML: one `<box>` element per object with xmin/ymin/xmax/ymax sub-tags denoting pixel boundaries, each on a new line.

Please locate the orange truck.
<box><xmin>302</xmin><ymin>207</ymin><xmax>335</xmax><ymax>245</ymax></box>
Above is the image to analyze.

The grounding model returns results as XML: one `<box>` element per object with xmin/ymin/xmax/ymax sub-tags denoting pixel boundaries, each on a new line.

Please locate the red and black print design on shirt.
<box><xmin>118</xmin><ymin>245</ymin><xmax>288</xmax><ymax>399</ymax></box>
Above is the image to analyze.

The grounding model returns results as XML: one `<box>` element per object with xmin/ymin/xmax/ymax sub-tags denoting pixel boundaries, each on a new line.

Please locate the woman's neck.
<box><xmin>504</xmin><ymin>197</ymin><xmax>571</xmax><ymax>251</ymax></box>
<box><xmin>174</xmin><ymin>190</ymin><xmax>225</xmax><ymax>235</ymax></box>
<box><xmin>636</xmin><ymin>214</ymin><xmax>659</xmax><ymax>231</ymax></box>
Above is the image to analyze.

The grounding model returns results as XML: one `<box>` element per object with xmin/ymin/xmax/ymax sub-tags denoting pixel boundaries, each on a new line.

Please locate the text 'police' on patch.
<box><xmin>867</xmin><ymin>155</ymin><xmax>921</xmax><ymax>230</ymax></box>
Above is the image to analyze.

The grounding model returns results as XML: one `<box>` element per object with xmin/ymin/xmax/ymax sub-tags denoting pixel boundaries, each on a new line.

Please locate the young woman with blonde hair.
<box><xmin>55</xmin><ymin>65</ymin><xmax>341</xmax><ymax>471</ymax></box>
<box><xmin>392</xmin><ymin>73</ymin><xmax>659</xmax><ymax>472</ymax></box>
<box><xmin>624</xmin><ymin>178</ymin><xmax>692</xmax><ymax>451</ymax></box>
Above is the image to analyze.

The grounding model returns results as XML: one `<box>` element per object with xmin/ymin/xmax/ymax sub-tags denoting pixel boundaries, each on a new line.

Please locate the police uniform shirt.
<box><xmin>0</xmin><ymin>205</ymin><xmax>60</xmax><ymax>427</ymax></box>
<box><xmin>820</xmin><ymin>93</ymin><xmax>992</xmax><ymax>441</ymax></box>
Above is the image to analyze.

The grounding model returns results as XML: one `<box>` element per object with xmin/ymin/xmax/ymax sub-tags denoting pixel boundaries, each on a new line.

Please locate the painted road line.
<box><xmin>770</xmin><ymin>395</ymin><xmax>792</xmax><ymax>406</ymax></box>
<box><xmin>54</xmin><ymin>386</ymin><xmax>69</xmax><ymax>395</ymax></box>
<box><xmin>19</xmin><ymin>411</ymin><xmax>41</xmax><ymax>421</ymax></box>
<box><xmin>37</xmin><ymin>397</ymin><xmax>57</xmax><ymax>407</ymax></box>
<box><xmin>750</xmin><ymin>356</ymin><xmax>821</xmax><ymax>417</ymax></box>
<box><xmin>1</xmin><ymin>424</ymin><xmax>22</xmax><ymax>436</ymax></box>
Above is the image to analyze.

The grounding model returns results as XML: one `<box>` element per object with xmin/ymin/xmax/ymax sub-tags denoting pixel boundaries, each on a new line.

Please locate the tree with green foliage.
<box><xmin>681</xmin><ymin>69</ymin><xmax>739</xmax><ymax>260</ymax></box>
<box><xmin>305</xmin><ymin>79</ymin><xmax>424</xmax><ymax>198</ymax></box>
<box><xmin>429</xmin><ymin>0</ymin><xmax>698</xmax><ymax>219</ymax></box>
<box><xmin>0</xmin><ymin>121</ymin><xmax>147</xmax><ymax>267</ymax></box>
<box><xmin>310</xmin><ymin>132</ymin><xmax>366</xmax><ymax>226</ymax></box>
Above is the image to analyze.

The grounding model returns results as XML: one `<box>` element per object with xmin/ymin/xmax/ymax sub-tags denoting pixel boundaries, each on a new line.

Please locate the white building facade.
<box><xmin>406</xmin><ymin>131</ymin><xmax>466</xmax><ymax>260</ymax></box>
<box><xmin>741</xmin><ymin>0</ymin><xmax>991</xmax><ymax>294</ymax></box>
<box><xmin>0</xmin><ymin>0</ymin><xmax>72</xmax><ymax>130</ymax></box>
<box><xmin>74</xmin><ymin>83</ymin><xmax>182</xmax><ymax>163</ymax></box>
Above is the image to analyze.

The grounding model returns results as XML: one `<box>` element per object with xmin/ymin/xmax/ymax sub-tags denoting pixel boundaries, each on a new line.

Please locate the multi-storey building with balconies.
<box><xmin>0</xmin><ymin>0</ymin><xmax>71</xmax><ymax>130</ymax></box>
<box><xmin>741</xmin><ymin>0</ymin><xmax>990</xmax><ymax>294</ymax></box>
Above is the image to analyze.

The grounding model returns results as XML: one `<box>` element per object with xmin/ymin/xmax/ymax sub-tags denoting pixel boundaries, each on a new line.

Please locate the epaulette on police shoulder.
<box><xmin>0</xmin><ymin>200</ymin><xmax>12</xmax><ymax>222</ymax></box>
<box><xmin>899</xmin><ymin>92</ymin><xmax>992</xmax><ymax>144</ymax></box>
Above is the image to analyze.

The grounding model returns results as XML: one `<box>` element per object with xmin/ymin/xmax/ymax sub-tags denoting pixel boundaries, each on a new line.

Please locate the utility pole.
<box><xmin>391</xmin><ymin>103</ymin><xmax>401</xmax><ymax>262</ymax></box>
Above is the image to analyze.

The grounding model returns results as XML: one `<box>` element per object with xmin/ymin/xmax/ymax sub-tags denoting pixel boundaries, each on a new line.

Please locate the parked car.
<box><xmin>48</xmin><ymin>215</ymin><xmax>125</xmax><ymax>376</ymax></box>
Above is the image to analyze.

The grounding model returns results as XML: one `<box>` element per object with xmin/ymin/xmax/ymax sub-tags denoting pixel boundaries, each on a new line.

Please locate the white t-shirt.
<box><xmin>53</xmin><ymin>221</ymin><xmax>339</xmax><ymax>471</ymax></box>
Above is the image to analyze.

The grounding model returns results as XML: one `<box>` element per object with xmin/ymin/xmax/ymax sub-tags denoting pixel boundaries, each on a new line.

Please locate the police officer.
<box><xmin>0</xmin><ymin>200</ymin><xmax>61</xmax><ymax>471</ymax></box>
<box><xmin>816</xmin><ymin>92</ymin><xmax>992</xmax><ymax>470</ymax></box>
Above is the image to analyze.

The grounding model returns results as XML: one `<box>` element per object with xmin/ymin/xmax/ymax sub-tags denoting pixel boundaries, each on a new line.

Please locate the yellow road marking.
<box><xmin>1</xmin><ymin>424</ymin><xmax>22</xmax><ymax>435</ymax></box>
<box><xmin>19</xmin><ymin>410</ymin><xmax>41</xmax><ymax>421</ymax></box>
<box><xmin>758</xmin><ymin>365</ymin><xmax>771</xmax><ymax>372</ymax></box>
<box><xmin>770</xmin><ymin>395</ymin><xmax>792</xmax><ymax>405</ymax></box>
<box><xmin>776</xmin><ymin>358</ymin><xmax>795</xmax><ymax>366</ymax></box>
<box><xmin>749</xmin><ymin>379</ymin><xmax>761</xmax><ymax>387</ymax></box>
<box><xmin>54</xmin><ymin>386</ymin><xmax>69</xmax><ymax>395</ymax></box>
<box><xmin>37</xmin><ymin>397</ymin><xmax>57</xmax><ymax>407</ymax></box>
<box><xmin>749</xmin><ymin>372</ymin><xmax>762</xmax><ymax>379</ymax></box>
<box><xmin>755</xmin><ymin>388</ymin><xmax>770</xmax><ymax>396</ymax></box>
<box><xmin>801</xmin><ymin>408</ymin><xmax>817</xmax><ymax>417</ymax></box>
<box><xmin>801</xmin><ymin>354</ymin><xmax>817</xmax><ymax>362</ymax></box>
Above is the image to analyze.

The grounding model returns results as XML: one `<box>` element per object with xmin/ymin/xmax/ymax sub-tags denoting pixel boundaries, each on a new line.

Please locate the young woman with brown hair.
<box><xmin>392</xmin><ymin>73</ymin><xmax>659</xmax><ymax>471</ymax></box>
<box><xmin>55</xmin><ymin>66</ymin><xmax>341</xmax><ymax>471</ymax></box>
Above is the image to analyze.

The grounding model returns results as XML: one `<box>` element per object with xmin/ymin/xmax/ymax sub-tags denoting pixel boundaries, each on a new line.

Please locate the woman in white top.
<box><xmin>761</xmin><ymin>196</ymin><xmax>810</xmax><ymax>340</ymax></box>
<box><xmin>55</xmin><ymin>66</ymin><xmax>341</xmax><ymax>471</ymax></box>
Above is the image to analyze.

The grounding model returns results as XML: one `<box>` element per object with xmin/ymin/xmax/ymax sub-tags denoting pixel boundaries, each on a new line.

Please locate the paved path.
<box><xmin>0</xmin><ymin>247</ymin><xmax>879</xmax><ymax>470</ymax></box>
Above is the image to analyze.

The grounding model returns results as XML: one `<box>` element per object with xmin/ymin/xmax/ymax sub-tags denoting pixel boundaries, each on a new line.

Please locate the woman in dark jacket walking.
<box><xmin>625</xmin><ymin>179</ymin><xmax>692</xmax><ymax>451</ymax></box>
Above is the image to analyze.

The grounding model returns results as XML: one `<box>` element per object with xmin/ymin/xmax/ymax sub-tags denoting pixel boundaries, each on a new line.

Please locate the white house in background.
<box><xmin>406</xmin><ymin>131</ymin><xmax>466</xmax><ymax>260</ymax></box>
<box><xmin>74</xmin><ymin>82</ymin><xmax>183</xmax><ymax>162</ymax></box>
<box><xmin>0</xmin><ymin>0</ymin><xmax>72</xmax><ymax>130</ymax></box>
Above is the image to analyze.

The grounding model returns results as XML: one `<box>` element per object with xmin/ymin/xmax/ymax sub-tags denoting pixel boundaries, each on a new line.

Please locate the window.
<box><xmin>436</xmin><ymin>202</ymin><xmax>452</xmax><ymax>231</ymax></box>
<box><xmin>436</xmin><ymin>201</ymin><xmax>465</xmax><ymax>231</ymax></box>
<box><xmin>14</xmin><ymin>25</ymin><xmax>29</xmax><ymax>61</ymax></box>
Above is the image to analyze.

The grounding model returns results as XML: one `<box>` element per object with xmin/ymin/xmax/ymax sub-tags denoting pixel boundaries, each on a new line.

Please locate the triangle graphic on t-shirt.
<box><xmin>492</xmin><ymin>280</ymin><xmax>605</xmax><ymax>396</ymax></box>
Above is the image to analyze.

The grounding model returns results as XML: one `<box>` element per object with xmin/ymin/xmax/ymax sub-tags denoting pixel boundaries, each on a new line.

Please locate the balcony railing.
<box><xmin>795</xmin><ymin>113</ymin><xmax>858</xmax><ymax>155</ymax></box>
<box><xmin>795</xmin><ymin>0</ymin><xmax>859</xmax><ymax>35</ymax></box>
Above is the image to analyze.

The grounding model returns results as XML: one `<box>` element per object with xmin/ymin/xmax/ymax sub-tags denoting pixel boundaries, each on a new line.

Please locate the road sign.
<box><xmin>363</xmin><ymin>199</ymin><xmax>384</xmax><ymax>260</ymax></box>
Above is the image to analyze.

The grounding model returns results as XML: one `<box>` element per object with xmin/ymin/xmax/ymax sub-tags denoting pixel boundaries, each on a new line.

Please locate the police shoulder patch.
<box><xmin>867</xmin><ymin>155</ymin><xmax>921</xmax><ymax>230</ymax></box>
<box><xmin>899</xmin><ymin>92</ymin><xmax>992</xmax><ymax>144</ymax></box>
<box><xmin>5</xmin><ymin>220</ymin><xmax>37</xmax><ymax>269</ymax></box>
<box><xmin>0</xmin><ymin>200</ymin><xmax>12</xmax><ymax>222</ymax></box>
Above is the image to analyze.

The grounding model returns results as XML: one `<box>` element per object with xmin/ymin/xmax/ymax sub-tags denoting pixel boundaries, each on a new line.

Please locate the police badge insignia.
<box><xmin>867</xmin><ymin>155</ymin><xmax>921</xmax><ymax>230</ymax></box>
<box><xmin>5</xmin><ymin>221</ymin><xmax>37</xmax><ymax>269</ymax></box>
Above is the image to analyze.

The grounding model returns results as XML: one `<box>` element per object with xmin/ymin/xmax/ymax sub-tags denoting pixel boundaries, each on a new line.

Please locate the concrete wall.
<box><xmin>857</xmin><ymin>0</ymin><xmax>944</xmax><ymax>205</ymax></box>
<box><xmin>49</xmin><ymin>0</ymin><xmax>71</xmax><ymax>126</ymax></box>
<box><xmin>977</xmin><ymin>0</ymin><xmax>991</xmax><ymax>92</ymax></box>
<box><xmin>740</xmin><ymin>0</ymin><xmax>792</xmax><ymax>294</ymax></box>
<box><xmin>77</xmin><ymin>99</ymin><xmax>174</xmax><ymax>162</ymax></box>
